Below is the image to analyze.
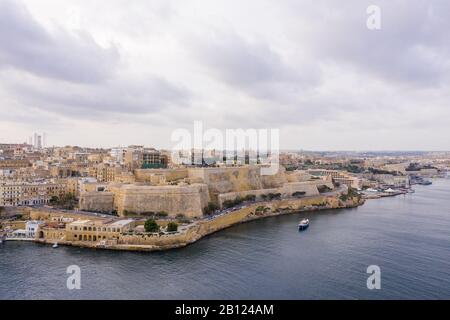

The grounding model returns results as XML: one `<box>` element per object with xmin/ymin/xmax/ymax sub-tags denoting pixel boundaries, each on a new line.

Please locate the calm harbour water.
<box><xmin>1</xmin><ymin>179</ymin><xmax>450</xmax><ymax>300</ymax></box>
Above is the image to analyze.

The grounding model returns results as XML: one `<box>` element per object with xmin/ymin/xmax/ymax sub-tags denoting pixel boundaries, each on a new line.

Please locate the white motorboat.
<box><xmin>298</xmin><ymin>219</ymin><xmax>309</xmax><ymax>231</ymax></box>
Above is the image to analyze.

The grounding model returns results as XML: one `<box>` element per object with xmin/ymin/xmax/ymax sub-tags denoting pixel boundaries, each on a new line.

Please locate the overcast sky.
<box><xmin>1</xmin><ymin>0</ymin><xmax>449</xmax><ymax>150</ymax></box>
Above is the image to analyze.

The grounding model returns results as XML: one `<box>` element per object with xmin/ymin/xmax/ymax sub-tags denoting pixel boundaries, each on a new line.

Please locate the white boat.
<box><xmin>52</xmin><ymin>243</ymin><xmax>59</xmax><ymax>248</ymax></box>
<box><xmin>298</xmin><ymin>219</ymin><xmax>309</xmax><ymax>231</ymax></box>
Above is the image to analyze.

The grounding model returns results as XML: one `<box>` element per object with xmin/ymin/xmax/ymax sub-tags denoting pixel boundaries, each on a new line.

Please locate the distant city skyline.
<box><xmin>1</xmin><ymin>0</ymin><xmax>450</xmax><ymax>150</ymax></box>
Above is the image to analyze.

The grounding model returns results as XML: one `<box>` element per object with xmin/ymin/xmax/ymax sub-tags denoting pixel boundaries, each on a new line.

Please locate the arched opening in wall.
<box><xmin>38</xmin><ymin>231</ymin><xmax>44</xmax><ymax>239</ymax></box>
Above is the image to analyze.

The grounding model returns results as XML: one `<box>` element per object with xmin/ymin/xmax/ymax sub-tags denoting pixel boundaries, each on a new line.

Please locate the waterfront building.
<box><xmin>65</xmin><ymin>219</ymin><xmax>134</xmax><ymax>242</ymax></box>
<box><xmin>6</xmin><ymin>220</ymin><xmax>43</xmax><ymax>240</ymax></box>
<box><xmin>364</xmin><ymin>173</ymin><xmax>410</xmax><ymax>188</ymax></box>
<box><xmin>25</xmin><ymin>220</ymin><xmax>41</xmax><ymax>238</ymax></box>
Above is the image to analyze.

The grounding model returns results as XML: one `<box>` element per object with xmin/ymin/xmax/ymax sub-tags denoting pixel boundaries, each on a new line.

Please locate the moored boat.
<box><xmin>298</xmin><ymin>219</ymin><xmax>309</xmax><ymax>231</ymax></box>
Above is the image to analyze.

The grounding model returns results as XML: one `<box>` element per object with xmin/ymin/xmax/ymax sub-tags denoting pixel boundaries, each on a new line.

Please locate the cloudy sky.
<box><xmin>0</xmin><ymin>0</ymin><xmax>449</xmax><ymax>150</ymax></box>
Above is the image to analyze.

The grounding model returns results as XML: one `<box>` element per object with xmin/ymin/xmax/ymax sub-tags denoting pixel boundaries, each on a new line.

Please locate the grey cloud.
<box><xmin>7</xmin><ymin>74</ymin><xmax>191</xmax><ymax>120</ymax></box>
<box><xmin>0</xmin><ymin>0</ymin><xmax>119</xmax><ymax>83</ymax></box>
<box><xmin>291</xmin><ymin>0</ymin><xmax>450</xmax><ymax>86</ymax></box>
<box><xmin>187</xmin><ymin>29</ymin><xmax>321</xmax><ymax>102</ymax></box>
<box><xmin>0</xmin><ymin>0</ymin><xmax>191</xmax><ymax>123</ymax></box>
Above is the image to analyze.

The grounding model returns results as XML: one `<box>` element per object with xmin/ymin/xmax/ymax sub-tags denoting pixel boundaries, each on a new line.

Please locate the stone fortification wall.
<box><xmin>187</xmin><ymin>167</ymin><xmax>263</xmax><ymax>199</ymax></box>
<box><xmin>134</xmin><ymin>168</ymin><xmax>188</xmax><ymax>183</ymax></box>
<box><xmin>79</xmin><ymin>192</ymin><xmax>114</xmax><ymax>213</ymax></box>
<box><xmin>261</xmin><ymin>166</ymin><xmax>288</xmax><ymax>188</ymax></box>
<box><xmin>285</xmin><ymin>170</ymin><xmax>314</xmax><ymax>182</ymax></box>
<box><xmin>217</xmin><ymin>180</ymin><xmax>334</xmax><ymax>207</ymax></box>
<box><xmin>29</xmin><ymin>208</ymin><xmax>106</xmax><ymax>222</ymax></box>
<box><xmin>113</xmin><ymin>183</ymin><xmax>210</xmax><ymax>218</ymax></box>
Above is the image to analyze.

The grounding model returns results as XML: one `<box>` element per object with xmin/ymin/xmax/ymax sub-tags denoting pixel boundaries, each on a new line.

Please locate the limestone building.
<box><xmin>0</xmin><ymin>179</ymin><xmax>67</xmax><ymax>206</ymax></box>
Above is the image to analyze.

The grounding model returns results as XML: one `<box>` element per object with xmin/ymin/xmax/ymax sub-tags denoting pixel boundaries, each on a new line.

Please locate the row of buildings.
<box><xmin>0</xmin><ymin>180</ymin><xmax>67</xmax><ymax>207</ymax></box>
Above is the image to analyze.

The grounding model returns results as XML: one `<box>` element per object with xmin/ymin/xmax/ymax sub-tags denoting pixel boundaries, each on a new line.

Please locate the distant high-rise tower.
<box><xmin>33</xmin><ymin>133</ymin><xmax>38</xmax><ymax>149</ymax></box>
<box><xmin>32</xmin><ymin>132</ymin><xmax>43</xmax><ymax>149</ymax></box>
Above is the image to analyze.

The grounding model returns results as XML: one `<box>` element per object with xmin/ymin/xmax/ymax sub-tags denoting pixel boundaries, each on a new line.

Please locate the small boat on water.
<box><xmin>298</xmin><ymin>219</ymin><xmax>309</xmax><ymax>231</ymax></box>
<box><xmin>52</xmin><ymin>243</ymin><xmax>59</xmax><ymax>248</ymax></box>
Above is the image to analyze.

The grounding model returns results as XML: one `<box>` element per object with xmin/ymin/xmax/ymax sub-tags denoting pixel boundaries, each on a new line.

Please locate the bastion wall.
<box><xmin>113</xmin><ymin>183</ymin><xmax>210</xmax><ymax>218</ymax></box>
<box><xmin>79</xmin><ymin>192</ymin><xmax>114</xmax><ymax>213</ymax></box>
<box><xmin>29</xmin><ymin>208</ymin><xmax>106</xmax><ymax>221</ymax></box>
<box><xmin>134</xmin><ymin>168</ymin><xmax>188</xmax><ymax>183</ymax></box>
<box><xmin>217</xmin><ymin>180</ymin><xmax>334</xmax><ymax>207</ymax></box>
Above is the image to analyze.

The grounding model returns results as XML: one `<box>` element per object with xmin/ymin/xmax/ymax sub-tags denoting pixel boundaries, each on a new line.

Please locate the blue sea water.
<box><xmin>1</xmin><ymin>179</ymin><xmax>449</xmax><ymax>299</ymax></box>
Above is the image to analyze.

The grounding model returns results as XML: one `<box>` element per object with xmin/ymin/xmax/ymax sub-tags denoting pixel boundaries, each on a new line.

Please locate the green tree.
<box><xmin>268</xmin><ymin>193</ymin><xmax>281</xmax><ymax>200</ymax></box>
<box><xmin>51</xmin><ymin>193</ymin><xmax>77</xmax><ymax>210</ymax></box>
<box><xmin>144</xmin><ymin>219</ymin><xmax>160</xmax><ymax>232</ymax></box>
<box><xmin>156</xmin><ymin>211</ymin><xmax>168</xmax><ymax>217</ymax></box>
<box><xmin>292</xmin><ymin>191</ymin><xmax>306</xmax><ymax>198</ymax></box>
<box><xmin>49</xmin><ymin>196</ymin><xmax>59</xmax><ymax>204</ymax></box>
<box><xmin>318</xmin><ymin>185</ymin><xmax>332</xmax><ymax>193</ymax></box>
<box><xmin>167</xmin><ymin>222</ymin><xmax>178</xmax><ymax>232</ymax></box>
<box><xmin>204</xmin><ymin>202</ymin><xmax>219</xmax><ymax>215</ymax></box>
<box><xmin>222</xmin><ymin>196</ymin><xmax>244</xmax><ymax>209</ymax></box>
<box><xmin>243</xmin><ymin>194</ymin><xmax>256</xmax><ymax>202</ymax></box>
